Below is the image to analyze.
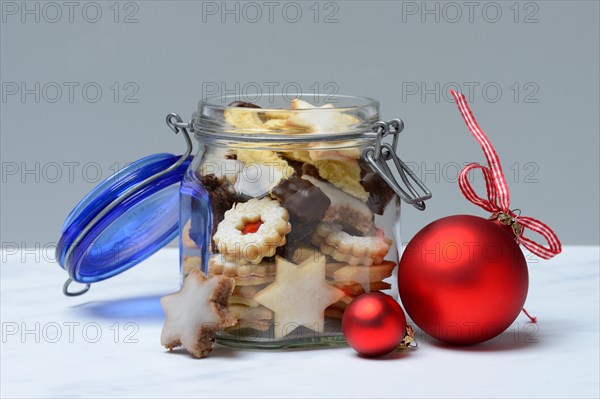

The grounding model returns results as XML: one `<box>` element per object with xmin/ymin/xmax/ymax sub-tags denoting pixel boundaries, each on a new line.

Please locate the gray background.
<box><xmin>1</xmin><ymin>0</ymin><xmax>599</xmax><ymax>251</ymax></box>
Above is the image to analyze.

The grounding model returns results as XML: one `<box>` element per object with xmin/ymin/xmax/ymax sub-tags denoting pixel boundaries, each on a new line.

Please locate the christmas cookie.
<box><xmin>286</xmin><ymin>99</ymin><xmax>360</xmax><ymax>133</ymax></box>
<box><xmin>181</xmin><ymin>255</ymin><xmax>200</xmax><ymax>277</ymax></box>
<box><xmin>228</xmin><ymin>295</ymin><xmax>260</xmax><ymax>308</ymax></box>
<box><xmin>311</xmin><ymin>223</ymin><xmax>392</xmax><ymax>266</ymax></box>
<box><xmin>254</xmin><ymin>256</ymin><xmax>345</xmax><ymax>339</ymax></box>
<box><xmin>181</xmin><ymin>220</ymin><xmax>198</xmax><ymax>249</ymax></box>
<box><xmin>271</xmin><ymin>176</ymin><xmax>331</xmax><ymax>223</ymax></box>
<box><xmin>283</xmin><ymin>150</ymin><xmax>313</xmax><ymax>164</ymax></box>
<box><xmin>231</xmin><ymin>275</ymin><xmax>276</xmax><ymax>286</ymax></box>
<box><xmin>200</xmin><ymin>147</ymin><xmax>243</xmax><ymax>183</ymax></box>
<box><xmin>312</xmin><ymin>160</ymin><xmax>369</xmax><ymax>202</ymax></box>
<box><xmin>225</xmin><ymin>101</ymin><xmax>300</xmax><ymax>133</ymax></box>
<box><xmin>160</xmin><ymin>270</ymin><xmax>237</xmax><ymax>358</ymax></box>
<box><xmin>333</xmin><ymin>281</ymin><xmax>392</xmax><ymax>296</ymax></box>
<box><xmin>308</xmin><ymin>146</ymin><xmax>361</xmax><ymax>162</ymax></box>
<box><xmin>208</xmin><ymin>256</ymin><xmax>276</xmax><ymax>287</ymax></box>
<box><xmin>208</xmin><ymin>254</ymin><xmax>276</xmax><ymax>278</ymax></box>
<box><xmin>213</xmin><ymin>198</ymin><xmax>291</xmax><ymax>264</ymax></box>
<box><xmin>302</xmin><ymin>173</ymin><xmax>374</xmax><ymax>235</ymax></box>
<box><xmin>322</xmin><ymin>259</ymin><xmax>396</xmax><ymax>315</ymax></box>
<box><xmin>233</xmin><ymin>150</ymin><xmax>295</xmax><ymax>197</ymax></box>
<box><xmin>325</xmin><ymin>262</ymin><xmax>348</xmax><ymax>277</ymax></box>
<box><xmin>359</xmin><ymin>161</ymin><xmax>397</xmax><ymax>215</ymax></box>
<box><xmin>283</xmin><ymin>142</ymin><xmax>361</xmax><ymax>164</ymax></box>
<box><xmin>224</xmin><ymin>103</ymin><xmax>263</xmax><ymax>130</ymax></box>
<box><xmin>224</xmin><ymin>109</ymin><xmax>263</xmax><ymax>130</ymax></box>
<box><xmin>229</xmin><ymin>284</ymin><xmax>273</xmax><ymax>328</ymax></box>
<box><xmin>291</xmin><ymin>246</ymin><xmax>325</xmax><ymax>264</ymax></box>
<box><xmin>197</xmin><ymin>174</ymin><xmax>251</xmax><ymax>248</ymax></box>
<box><xmin>232</xmin><ymin>283</ymin><xmax>270</xmax><ymax>299</ymax></box>
<box><xmin>332</xmin><ymin>261</ymin><xmax>396</xmax><ymax>284</ymax></box>
<box><xmin>328</xmin><ymin>294</ymin><xmax>355</xmax><ymax>311</ymax></box>
<box><xmin>324</xmin><ymin>308</ymin><xmax>345</xmax><ymax>319</ymax></box>
<box><xmin>229</xmin><ymin>304</ymin><xmax>274</xmax><ymax>322</ymax></box>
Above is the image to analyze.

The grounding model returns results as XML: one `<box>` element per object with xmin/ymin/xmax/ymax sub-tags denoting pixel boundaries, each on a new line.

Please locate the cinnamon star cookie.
<box><xmin>160</xmin><ymin>270</ymin><xmax>237</xmax><ymax>358</ymax></box>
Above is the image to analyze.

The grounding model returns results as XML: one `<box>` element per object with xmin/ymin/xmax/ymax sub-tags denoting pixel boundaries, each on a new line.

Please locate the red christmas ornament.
<box><xmin>398</xmin><ymin>215</ymin><xmax>528</xmax><ymax>345</ymax></box>
<box><xmin>342</xmin><ymin>292</ymin><xmax>407</xmax><ymax>357</ymax></box>
<box><xmin>397</xmin><ymin>91</ymin><xmax>561</xmax><ymax>346</ymax></box>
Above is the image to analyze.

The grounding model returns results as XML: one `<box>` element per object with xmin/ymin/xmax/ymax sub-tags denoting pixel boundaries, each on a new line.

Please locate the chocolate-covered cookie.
<box><xmin>191</xmin><ymin>174</ymin><xmax>250</xmax><ymax>250</ymax></box>
<box><xmin>269</xmin><ymin>215</ymin><xmax>320</xmax><ymax>259</ymax></box>
<box><xmin>282</xmin><ymin>158</ymin><xmax>305</xmax><ymax>177</ymax></box>
<box><xmin>271</xmin><ymin>176</ymin><xmax>331</xmax><ymax>223</ymax></box>
<box><xmin>359</xmin><ymin>161</ymin><xmax>396</xmax><ymax>215</ymax></box>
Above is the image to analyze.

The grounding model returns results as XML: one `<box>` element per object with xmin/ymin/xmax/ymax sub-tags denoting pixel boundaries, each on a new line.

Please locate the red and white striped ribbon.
<box><xmin>450</xmin><ymin>90</ymin><xmax>562</xmax><ymax>260</ymax></box>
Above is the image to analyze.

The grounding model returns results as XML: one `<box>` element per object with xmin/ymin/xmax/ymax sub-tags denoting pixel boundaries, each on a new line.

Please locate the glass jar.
<box><xmin>178</xmin><ymin>94</ymin><xmax>430</xmax><ymax>348</ymax></box>
<box><xmin>55</xmin><ymin>93</ymin><xmax>429</xmax><ymax>343</ymax></box>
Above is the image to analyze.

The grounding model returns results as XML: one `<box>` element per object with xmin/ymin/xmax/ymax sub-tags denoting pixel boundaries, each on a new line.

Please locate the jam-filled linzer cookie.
<box><xmin>213</xmin><ymin>198</ymin><xmax>292</xmax><ymax>264</ymax></box>
<box><xmin>311</xmin><ymin>223</ymin><xmax>393</xmax><ymax>266</ymax></box>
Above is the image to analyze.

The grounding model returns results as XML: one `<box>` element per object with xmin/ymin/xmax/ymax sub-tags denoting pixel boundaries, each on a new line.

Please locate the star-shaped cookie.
<box><xmin>254</xmin><ymin>256</ymin><xmax>345</xmax><ymax>339</ymax></box>
<box><xmin>160</xmin><ymin>270</ymin><xmax>237</xmax><ymax>358</ymax></box>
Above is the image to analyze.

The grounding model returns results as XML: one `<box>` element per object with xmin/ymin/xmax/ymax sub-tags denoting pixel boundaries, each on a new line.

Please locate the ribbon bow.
<box><xmin>450</xmin><ymin>90</ymin><xmax>562</xmax><ymax>260</ymax></box>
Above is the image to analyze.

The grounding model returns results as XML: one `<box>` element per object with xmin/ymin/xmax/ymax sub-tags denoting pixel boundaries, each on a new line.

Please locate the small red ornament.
<box><xmin>342</xmin><ymin>292</ymin><xmax>407</xmax><ymax>357</ymax></box>
<box><xmin>398</xmin><ymin>215</ymin><xmax>528</xmax><ymax>345</ymax></box>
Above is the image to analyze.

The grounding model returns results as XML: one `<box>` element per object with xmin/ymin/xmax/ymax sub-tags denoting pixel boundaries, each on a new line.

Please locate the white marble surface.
<box><xmin>1</xmin><ymin>246</ymin><xmax>598</xmax><ymax>398</ymax></box>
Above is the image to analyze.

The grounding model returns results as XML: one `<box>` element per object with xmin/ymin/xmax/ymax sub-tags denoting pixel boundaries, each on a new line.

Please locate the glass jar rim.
<box><xmin>193</xmin><ymin>93</ymin><xmax>380</xmax><ymax>144</ymax></box>
<box><xmin>198</xmin><ymin>93</ymin><xmax>379</xmax><ymax>112</ymax></box>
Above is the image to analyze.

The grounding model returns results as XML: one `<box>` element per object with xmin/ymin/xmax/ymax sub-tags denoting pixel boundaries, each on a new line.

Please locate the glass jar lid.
<box><xmin>56</xmin><ymin>116</ymin><xmax>193</xmax><ymax>295</ymax></box>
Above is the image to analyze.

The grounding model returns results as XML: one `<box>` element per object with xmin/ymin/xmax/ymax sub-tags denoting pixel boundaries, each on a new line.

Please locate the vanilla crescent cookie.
<box><xmin>213</xmin><ymin>198</ymin><xmax>291</xmax><ymax>264</ymax></box>
<box><xmin>311</xmin><ymin>223</ymin><xmax>393</xmax><ymax>266</ymax></box>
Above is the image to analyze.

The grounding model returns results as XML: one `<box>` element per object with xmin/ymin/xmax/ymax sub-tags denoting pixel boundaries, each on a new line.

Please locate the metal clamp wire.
<box><xmin>63</xmin><ymin>278</ymin><xmax>91</xmax><ymax>297</ymax></box>
<box><xmin>371</xmin><ymin>121</ymin><xmax>389</xmax><ymax>161</ymax></box>
<box><xmin>364</xmin><ymin>119</ymin><xmax>431</xmax><ymax>210</ymax></box>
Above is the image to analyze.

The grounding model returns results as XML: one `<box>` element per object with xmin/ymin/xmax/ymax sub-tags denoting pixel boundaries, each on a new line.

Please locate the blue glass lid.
<box><xmin>57</xmin><ymin>114</ymin><xmax>194</xmax><ymax>294</ymax></box>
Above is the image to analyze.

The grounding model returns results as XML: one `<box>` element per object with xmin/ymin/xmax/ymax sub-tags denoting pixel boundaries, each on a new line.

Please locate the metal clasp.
<box><xmin>364</xmin><ymin>119</ymin><xmax>432</xmax><ymax>211</ymax></box>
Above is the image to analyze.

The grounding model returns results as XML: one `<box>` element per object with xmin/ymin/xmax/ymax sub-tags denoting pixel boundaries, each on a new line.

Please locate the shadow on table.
<box><xmin>355</xmin><ymin>348</ymin><xmax>415</xmax><ymax>361</ymax></box>
<box><xmin>163</xmin><ymin>345</ymin><xmax>242</xmax><ymax>359</ymax></box>
<box><xmin>71</xmin><ymin>294</ymin><xmax>166</xmax><ymax>321</ymax></box>
<box><xmin>425</xmin><ymin>322</ymin><xmax>547</xmax><ymax>352</ymax></box>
